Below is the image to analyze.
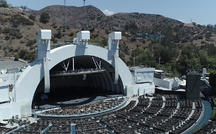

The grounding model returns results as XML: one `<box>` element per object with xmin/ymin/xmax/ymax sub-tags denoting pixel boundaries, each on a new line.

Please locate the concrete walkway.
<box><xmin>154</xmin><ymin>96</ymin><xmax>166</xmax><ymax>116</ymax></box>
<box><xmin>184</xmin><ymin>100</ymin><xmax>212</xmax><ymax>134</ymax></box>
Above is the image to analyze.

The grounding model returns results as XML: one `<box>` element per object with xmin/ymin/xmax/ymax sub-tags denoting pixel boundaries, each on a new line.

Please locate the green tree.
<box><xmin>207</xmin><ymin>57</ymin><xmax>216</xmax><ymax>70</ymax></box>
<box><xmin>207</xmin><ymin>44</ymin><xmax>216</xmax><ymax>57</ymax></box>
<box><xmin>136</xmin><ymin>49</ymin><xmax>156</xmax><ymax>67</ymax></box>
<box><xmin>0</xmin><ymin>0</ymin><xmax>8</xmax><ymax>7</ymax></box>
<box><xmin>14</xmin><ymin>54</ymin><xmax>19</xmax><ymax>61</ymax></box>
<box><xmin>154</xmin><ymin>46</ymin><xmax>177</xmax><ymax>64</ymax></box>
<box><xmin>54</xmin><ymin>30</ymin><xmax>62</xmax><ymax>39</ymax></box>
<box><xmin>199</xmin><ymin>50</ymin><xmax>208</xmax><ymax>67</ymax></box>
<box><xmin>209</xmin><ymin>70</ymin><xmax>216</xmax><ymax>94</ymax></box>
<box><xmin>177</xmin><ymin>45</ymin><xmax>200</xmax><ymax>75</ymax></box>
<box><xmin>40</xmin><ymin>12</ymin><xmax>50</xmax><ymax>23</ymax></box>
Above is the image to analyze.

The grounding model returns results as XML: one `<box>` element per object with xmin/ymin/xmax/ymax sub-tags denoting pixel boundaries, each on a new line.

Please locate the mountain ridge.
<box><xmin>0</xmin><ymin>5</ymin><xmax>215</xmax><ymax>74</ymax></box>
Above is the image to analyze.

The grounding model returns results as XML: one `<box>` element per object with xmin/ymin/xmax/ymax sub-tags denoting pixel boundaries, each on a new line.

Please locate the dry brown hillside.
<box><xmin>0</xmin><ymin>5</ymin><xmax>215</xmax><ymax>72</ymax></box>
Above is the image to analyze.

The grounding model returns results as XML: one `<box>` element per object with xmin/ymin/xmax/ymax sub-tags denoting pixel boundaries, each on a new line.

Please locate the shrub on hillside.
<box><xmin>26</xmin><ymin>40</ymin><xmax>36</xmax><ymax>47</ymax></box>
<box><xmin>18</xmin><ymin>49</ymin><xmax>35</xmax><ymax>62</ymax></box>
<box><xmin>51</xmin><ymin>37</ymin><xmax>57</xmax><ymax>44</ymax></box>
<box><xmin>205</xmin><ymin>32</ymin><xmax>212</xmax><ymax>39</ymax></box>
<box><xmin>54</xmin><ymin>30</ymin><xmax>62</xmax><ymax>39</ymax></box>
<box><xmin>40</xmin><ymin>12</ymin><xmax>50</xmax><ymax>24</ymax></box>
<box><xmin>10</xmin><ymin>15</ymin><xmax>34</xmax><ymax>27</ymax></box>
<box><xmin>29</xmin><ymin>14</ymin><xmax>36</xmax><ymax>21</ymax></box>
<box><xmin>2</xmin><ymin>27</ymin><xmax>23</xmax><ymax>39</ymax></box>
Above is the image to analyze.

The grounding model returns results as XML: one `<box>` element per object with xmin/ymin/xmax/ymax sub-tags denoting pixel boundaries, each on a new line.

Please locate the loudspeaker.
<box><xmin>186</xmin><ymin>72</ymin><xmax>201</xmax><ymax>100</ymax></box>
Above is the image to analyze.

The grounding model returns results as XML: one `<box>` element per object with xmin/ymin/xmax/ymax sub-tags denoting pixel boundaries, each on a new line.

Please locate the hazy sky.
<box><xmin>6</xmin><ymin>0</ymin><xmax>216</xmax><ymax>25</ymax></box>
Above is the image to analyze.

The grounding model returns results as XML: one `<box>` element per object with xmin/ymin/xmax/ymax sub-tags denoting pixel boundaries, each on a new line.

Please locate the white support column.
<box><xmin>108</xmin><ymin>32</ymin><xmax>122</xmax><ymax>84</ymax></box>
<box><xmin>72</xmin><ymin>58</ymin><xmax>75</xmax><ymax>71</ymax></box>
<box><xmin>43</xmin><ymin>57</ymin><xmax>50</xmax><ymax>93</ymax></box>
<box><xmin>76</xmin><ymin>31</ymin><xmax>90</xmax><ymax>45</ymax></box>
<box><xmin>114</xmin><ymin>53</ymin><xmax>119</xmax><ymax>84</ymax></box>
<box><xmin>37</xmin><ymin>29</ymin><xmax>52</xmax><ymax>93</ymax></box>
<box><xmin>74</xmin><ymin>31</ymin><xmax>90</xmax><ymax>56</ymax></box>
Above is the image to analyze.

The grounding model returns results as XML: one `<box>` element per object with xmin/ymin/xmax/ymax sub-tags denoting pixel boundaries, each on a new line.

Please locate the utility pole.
<box><xmin>63</xmin><ymin>0</ymin><xmax>66</xmax><ymax>42</ymax></box>
<box><xmin>83</xmin><ymin>0</ymin><xmax>86</xmax><ymax>6</ymax></box>
<box><xmin>133</xmin><ymin>50</ymin><xmax>136</xmax><ymax>67</ymax></box>
<box><xmin>83</xmin><ymin>0</ymin><xmax>88</xmax><ymax>30</ymax></box>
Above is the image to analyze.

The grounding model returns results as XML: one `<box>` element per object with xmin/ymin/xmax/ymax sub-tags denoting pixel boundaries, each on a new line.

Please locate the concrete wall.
<box><xmin>0</xmin><ymin>87</ymin><xmax>9</xmax><ymax>102</ymax></box>
<box><xmin>154</xmin><ymin>78</ymin><xmax>173</xmax><ymax>90</ymax></box>
<box><xmin>133</xmin><ymin>83</ymin><xmax>155</xmax><ymax>96</ymax></box>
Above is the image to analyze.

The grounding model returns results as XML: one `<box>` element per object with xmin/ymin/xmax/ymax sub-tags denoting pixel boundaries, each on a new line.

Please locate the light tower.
<box><xmin>83</xmin><ymin>0</ymin><xmax>86</xmax><ymax>6</ymax></box>
<box><xmin>83</xmin><ymin>0</ymin><xmax>88</xmax><ymax>30</ymax></box>
<box><xmin>63</xmin><ymin>0</ymin><xmax>66</xmax><ymax>42</ymax></box>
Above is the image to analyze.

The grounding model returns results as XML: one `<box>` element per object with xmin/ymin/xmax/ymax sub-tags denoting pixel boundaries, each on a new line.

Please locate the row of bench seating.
<box><xmin>0</xmin><ymin>94</ymin><xmax>203</xmax><ymax>134</ymax></box>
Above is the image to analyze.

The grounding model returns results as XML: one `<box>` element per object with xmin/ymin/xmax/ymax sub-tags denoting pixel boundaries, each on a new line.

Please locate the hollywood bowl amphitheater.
<box><xmin>0</xmin><ymin>30</ymin><xmax>214</xmax><ymax>134</ymax></box>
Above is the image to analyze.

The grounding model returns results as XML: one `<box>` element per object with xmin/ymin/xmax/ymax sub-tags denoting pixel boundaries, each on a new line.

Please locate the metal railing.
<box><xmin>51</xmin><ymin>68</ymin><xmax>105</xmax><ymax>77</ymax></box>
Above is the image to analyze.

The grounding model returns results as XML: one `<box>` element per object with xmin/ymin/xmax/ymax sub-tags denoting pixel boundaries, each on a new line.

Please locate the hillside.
<box><xmin>0</xmin><ymin>5</ymin><xmax>216</xmax><ymax>75</ymax></box>
<box><xmin>31</xmin><ymin>5</ymin><xmax>105</xmax><ymax>29</ymax></box>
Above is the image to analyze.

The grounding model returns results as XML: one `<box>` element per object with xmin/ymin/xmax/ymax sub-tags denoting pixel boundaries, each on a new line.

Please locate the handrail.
<box><xmin>40</xmin><ymin>123</ymin><xmax>52</xmax><ymax>134</ymax></box>
<box><xmin>6</xmin><ymin>125</ymin><xmax>26</xmax><ymax>134</ymax></box>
